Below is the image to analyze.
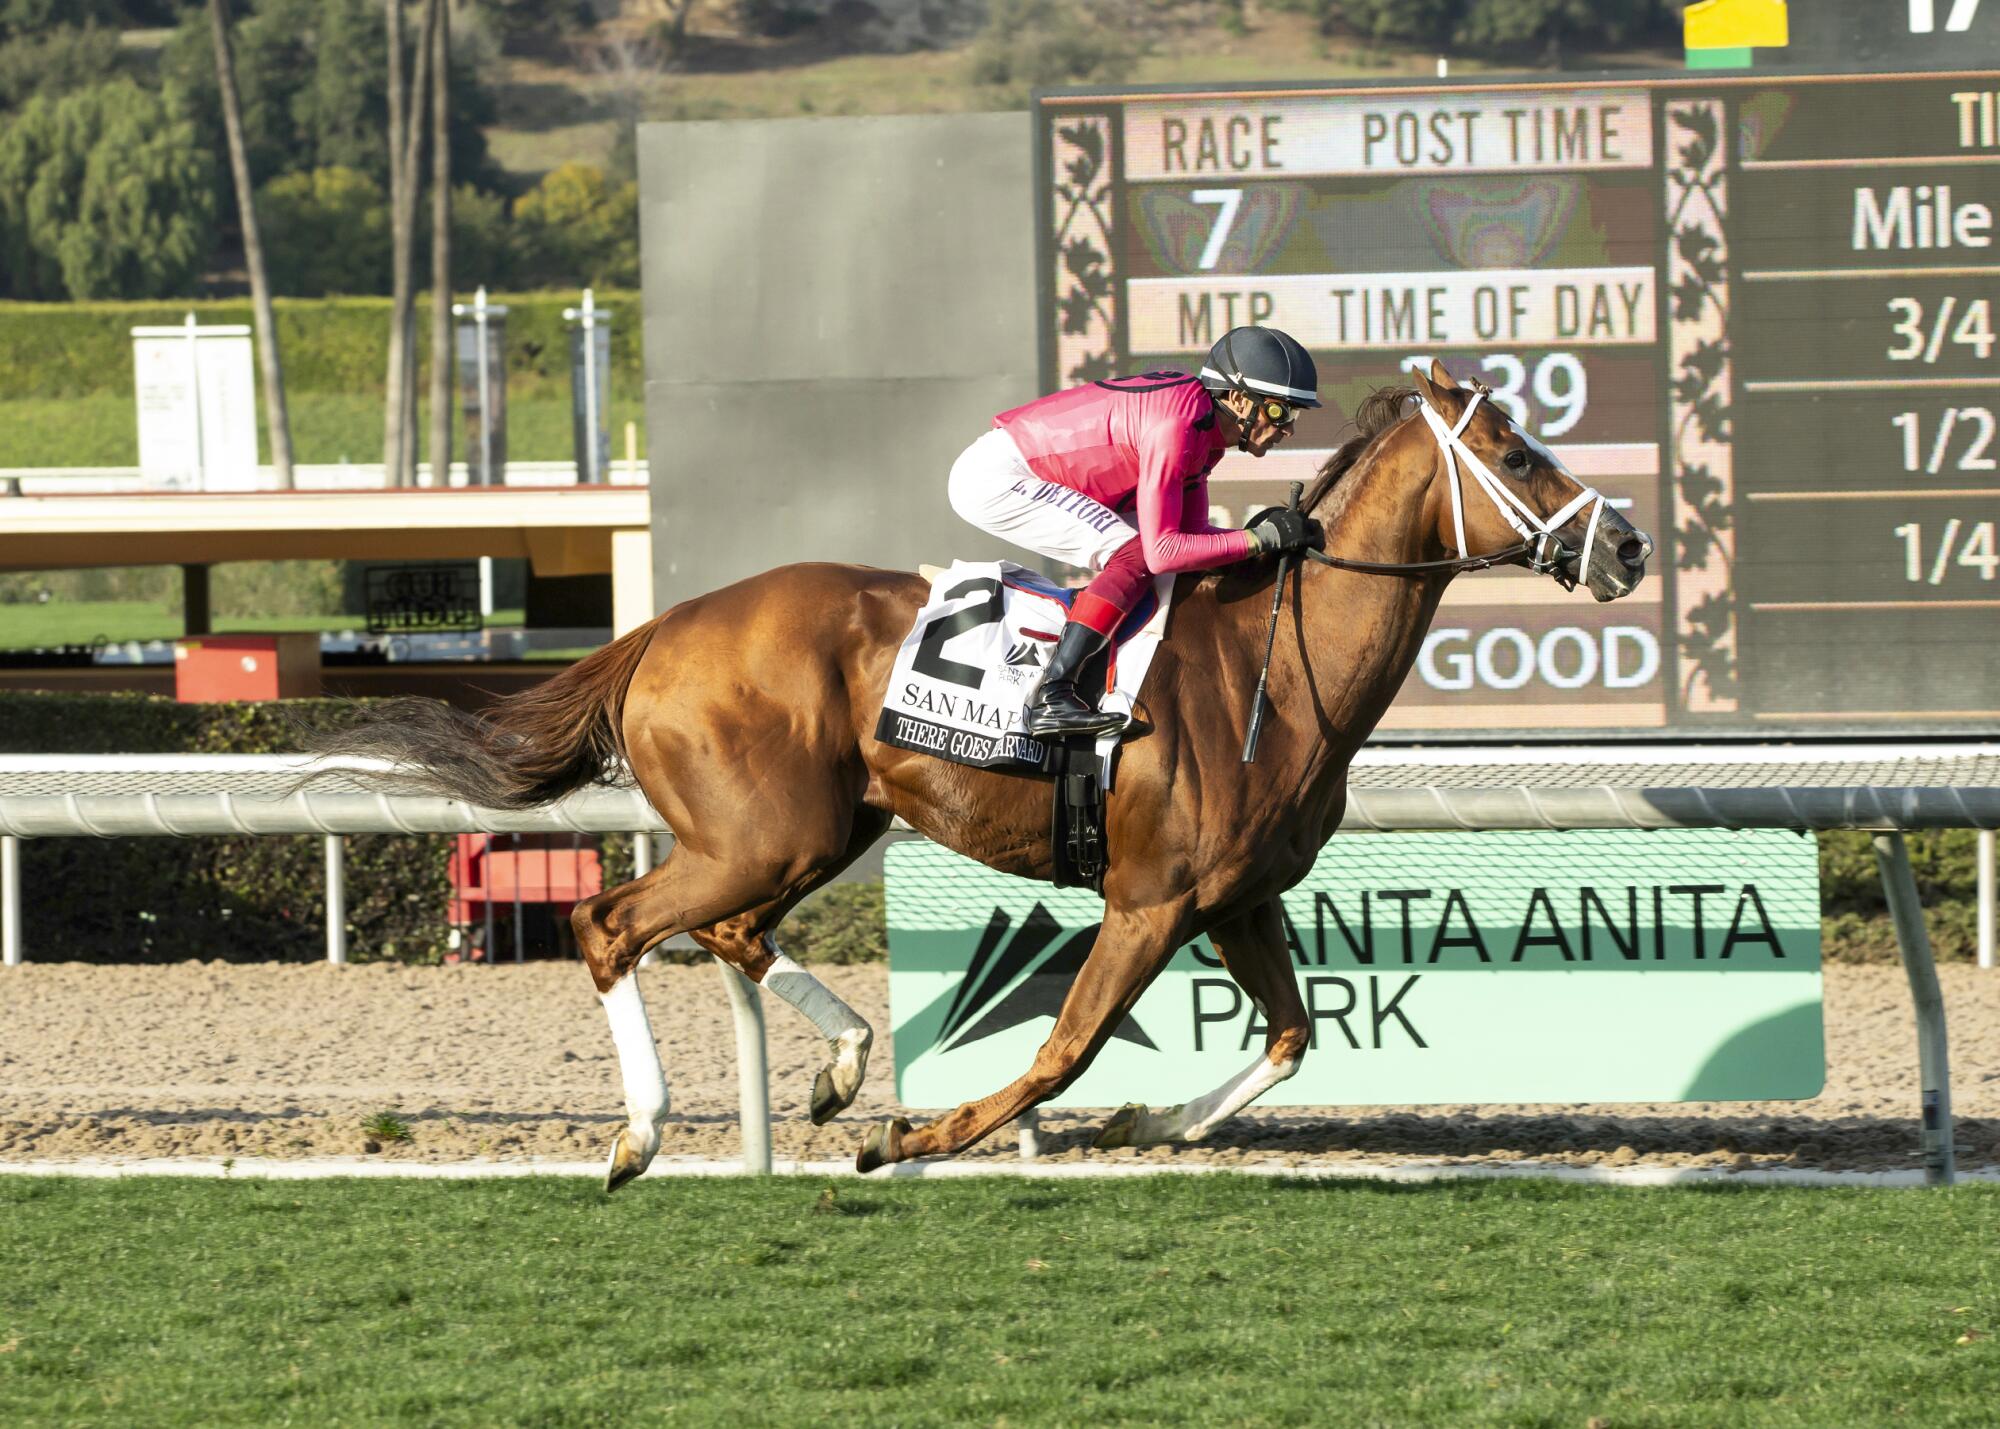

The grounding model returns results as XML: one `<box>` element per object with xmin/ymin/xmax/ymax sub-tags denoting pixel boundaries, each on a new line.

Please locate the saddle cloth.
<box><xmin>873</xmin><ymin>560</ymin><xmax>1174</xmax><ymax>779</ymax></box>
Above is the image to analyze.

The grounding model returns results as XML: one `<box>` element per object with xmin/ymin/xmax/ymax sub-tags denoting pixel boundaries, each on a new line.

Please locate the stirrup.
<box><xmin>1026</xmin><ymin>691</ymin><xmax>1125</xmax><ymax>739</ymax></box>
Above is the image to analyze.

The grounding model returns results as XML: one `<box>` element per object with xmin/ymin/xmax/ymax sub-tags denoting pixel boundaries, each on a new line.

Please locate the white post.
<box><xmin>632</xmin><ymin>832</ymin><xmax>658</xmax><ymax>969</ymax></box>
<box><xmin>512</xmin><ymin>831</ymin><xmax>525</xmax><ymax>964</ymax></box>
<box><xmin>324</xmin><ymin>834</ymin><xmax>347</xmax><ymax>966</ymax></box>
<box><xmin>1017</xmin><ymin>1106</ymin><xmax>1041</xmax><ymax>1161</ymax></box>
<box><xmin>1873</xmin><ymin>833</ymin><xmax>1956</xmax><ymax>1186</ymax></box>
<box><xmin>475</xmin><ymin>285</ymin><xmax>491</xmax><ymax>487</ymax></box>
<box><xmin>583</xmin><ymin>289</ymin><xmax>598</xmax><ymax>484</ymax></box>
<box><xmin>1980</xmin><ymin>829</ymin><xmax>1995</xmax><ymax>971</ymax></box>
<box><xmin>1</xmin><ymin>835</ymin><xmax>21</xmax><ymax>967</ymax></box>
<box><xmin>715</xmin><ymin>959</ymin><xmax>772</xmax><ymax>1174</ymax></box>
<box><xmin>185</xmin><ymin>313</ymin><xmax>209</xmax><ymax>490</ymax></box>
<box><xmin>451</xmin><ymin>285</ymin><xmax>508</xmax><ymax>488</ymax></box>
<box><xmin>564</xmin><ymin>289</ymin><xmax>602</xmax><ymax>485</ymax></box>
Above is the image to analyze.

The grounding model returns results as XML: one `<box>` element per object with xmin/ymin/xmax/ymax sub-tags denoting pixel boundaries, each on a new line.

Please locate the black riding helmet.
<box><xmin>1197</xmin><ymin>326</ymin><xmax>1322</xmax><ymax>411</ymax></box>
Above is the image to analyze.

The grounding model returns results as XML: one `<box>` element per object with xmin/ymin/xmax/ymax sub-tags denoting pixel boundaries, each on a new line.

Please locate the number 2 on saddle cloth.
<box><xmin>875</xmin><ymin>562</ymin><xmax>1175</xmax><ymax>892</ymax></box>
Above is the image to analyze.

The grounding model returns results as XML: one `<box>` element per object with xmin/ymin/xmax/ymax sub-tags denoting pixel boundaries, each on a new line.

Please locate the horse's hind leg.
<box><xmin>573</xmin><ymin>848</ymin><xmax>793</xmax><ymax>1191</ymax></box>
<box><xmin>688</xmin><ymin>918</ymin><xmax>874</xmax><ymax>1125</ymax></box>
<box><xmin>709</xmin><ymin>807</ymin><xmax>891</xmax><ymax>1124</ymax></box>
<box><xmin>575</xmin><ymin>809</ymin><xmax>891</xmax><ymax>1189</ymax></box>
<box><xmin>1095</xmin><ymin>899</ymin><xmax>1308</xmax><ymax>1148</ymax></box>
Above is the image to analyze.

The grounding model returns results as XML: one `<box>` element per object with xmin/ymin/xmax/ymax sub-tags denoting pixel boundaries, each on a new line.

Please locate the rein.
<box><xmin>1303</xmin><ymin>544</ymin><xmax>1530</xmax><ymax>577</ymax></box>
<box><xmin>1300</xmin><ymin>391</ymin><xmax>1607</xmax><ymax>586</ymax></box>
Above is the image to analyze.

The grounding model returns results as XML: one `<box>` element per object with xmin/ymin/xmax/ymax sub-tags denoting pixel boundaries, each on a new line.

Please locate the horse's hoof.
<box><xmin>603</xmin><ymin>1127</ymin><xmax>654</xmax><ymax>1193</ymax></box>
<box><xmin>809</xmin><ymin>1028</ymin><xmax>873</xmax><ymax>1126</ymax></box>
<box><xmin>855</xmin><ymin>1116</ymin><xmax>912</xmax><ymax>1174</ymax></box>
<box><xmin>810</xmin><ymin>1068</ymin><xmax>841</xmax><ymax>1125</ymax></box>
<box><xmin>1094</xmin><ymin>1102</ymin><xmax>1147</xmax><ymax>1150</ymax></box>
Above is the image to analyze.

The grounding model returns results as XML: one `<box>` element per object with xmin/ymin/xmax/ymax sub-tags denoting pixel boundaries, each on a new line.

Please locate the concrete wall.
<box><xmin>638</xmin><ymin>112</ymin><xmax>1039</xmax><ymax>613</ymax></box>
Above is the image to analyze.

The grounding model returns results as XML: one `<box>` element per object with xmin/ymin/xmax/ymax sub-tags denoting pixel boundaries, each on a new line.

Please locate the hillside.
<box><xmin>478</xmin><ymin>0</ymin><xmax>1686</xmax><ymax>182</ymax></box>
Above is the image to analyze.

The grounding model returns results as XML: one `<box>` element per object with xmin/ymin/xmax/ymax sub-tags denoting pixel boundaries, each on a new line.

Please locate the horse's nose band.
<box><xmin>1418</xmin><ymin>392</ymin><xmax>1610</xmax><ymax>589</ymax></box>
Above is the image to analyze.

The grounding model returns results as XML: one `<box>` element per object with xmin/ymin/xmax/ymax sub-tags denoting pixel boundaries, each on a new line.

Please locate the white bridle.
<box><xmin>1418</xmin><ymin>391</ymin><xmax>1609</xmax><ymax>585</ymax></box>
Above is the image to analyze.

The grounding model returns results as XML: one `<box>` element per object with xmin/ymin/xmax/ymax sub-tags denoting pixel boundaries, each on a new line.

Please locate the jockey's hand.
<box><xmin>1244</xmin><ymin>507</ymin><xmax>1321</xmax><ymax>557</ymax></box>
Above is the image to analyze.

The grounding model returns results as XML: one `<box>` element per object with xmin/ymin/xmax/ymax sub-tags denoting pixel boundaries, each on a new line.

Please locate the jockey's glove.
<box><xmin>1244</xmin><ymin>506</ymin><xmax>1320</xmax><ymax>557</ymax></box>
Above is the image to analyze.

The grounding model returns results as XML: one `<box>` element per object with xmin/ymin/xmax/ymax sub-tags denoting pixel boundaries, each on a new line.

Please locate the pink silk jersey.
<box><xmin>994</xmin><ymin>371</ymin><xmax>1253</xmax><ymax>573</ymax></box>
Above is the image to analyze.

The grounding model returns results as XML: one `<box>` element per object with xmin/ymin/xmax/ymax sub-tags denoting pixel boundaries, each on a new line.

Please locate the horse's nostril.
<box><xmin>1618</xmin><ymin>536</ymin><xmax>1648</xmax><ymax>568</ymax></box>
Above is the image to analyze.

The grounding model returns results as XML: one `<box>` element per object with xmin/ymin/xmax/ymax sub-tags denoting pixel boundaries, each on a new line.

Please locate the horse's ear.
<box><xmin>1427</xmin><ymin>357</ymin><xmax>1458</xmax><ymax>390</ymax></box>
<box><xmin>1408</xmin><ymin>363</ymin><xmax>1445</xmax><ymax>409</ymax></box>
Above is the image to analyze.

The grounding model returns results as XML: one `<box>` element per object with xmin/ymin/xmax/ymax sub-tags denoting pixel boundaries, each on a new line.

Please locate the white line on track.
<box><xmin>0</xmin><ymin>1157</ymin><xmax>1990</xmax><ymax>1189</ymax></box>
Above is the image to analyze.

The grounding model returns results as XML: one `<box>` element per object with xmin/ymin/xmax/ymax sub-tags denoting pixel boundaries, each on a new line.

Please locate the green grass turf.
<box><xmin>0</xmin><ymin>1175</ymin><xmax>1994</xmax><ymax>1425</ymax></box>
<box><xmin>0</xmin><ymin>605</ymin><xmax>528</xmax><ymax>649</ymax></box>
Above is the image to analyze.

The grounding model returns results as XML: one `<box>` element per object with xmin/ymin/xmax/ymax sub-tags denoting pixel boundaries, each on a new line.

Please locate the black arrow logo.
<box><xmin>936</xmin><ymin>903</ymin><xmax>1156</xmax><ymax>1052</ymax></box>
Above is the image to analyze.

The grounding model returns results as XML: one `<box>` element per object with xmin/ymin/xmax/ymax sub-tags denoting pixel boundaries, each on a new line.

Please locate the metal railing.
<box><xmin>2</xmin><ymin>746</ymin><xmax>1996</xmax><ymax>1182</ymax></box>
<box><xmin>0</xmin><ymin>459</ymin><xmax>647</xmax><ymax>494</ymax></box>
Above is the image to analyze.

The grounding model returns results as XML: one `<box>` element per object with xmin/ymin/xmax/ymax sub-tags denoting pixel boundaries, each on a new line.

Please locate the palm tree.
<box><xmin>384</xmin><ymin>0</ymin><xmax>437</xmax><ymax>488</ymax></box>
<box><xmin>209</xmin><ymin>0</ymin><xmax>295</xmax><ymax>491</ymax></box>
<box><xmin>427</xmin><ymin>0</ymin><xmax>454</xmax><ymax>487</ymax></box>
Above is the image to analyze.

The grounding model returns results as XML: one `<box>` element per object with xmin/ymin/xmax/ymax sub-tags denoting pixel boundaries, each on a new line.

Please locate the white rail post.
<box><xmin>512</xmin><ymin>832</ymin><xmax>525</xmax><ymax>964</ymax></box>
<box><xmin>1</xmin><ymin>834</ymin><xmax>21</xmax><ymax>967</ymax></box>
<box><xmin>324</xmin><ymin>834</ymin><xmax>347</xmax><ymax>966</ymax></box>
<box><xmin>1873</xmin><ymin>833</ymin><xmax>1956</xmax><ymax>1186</ymax></box>
<box><xmin>1979</xmin><ymin>829</ymin><xmax>1995</xmax><ymax>971</ymax></box>
<box><xmin>714</xmin><ymin>958</ymin><xmax>772</xmax><ymax>1174</ymax></box>
<box><xmin>1016</xmin><ymin>1106</ymin><xmax>1041</xmax><ymax>1161</ymax></box>
<box><xmin>632</xmin><ymin>831</ymin><xmax>652</xmax><ymax>881</ymax></box>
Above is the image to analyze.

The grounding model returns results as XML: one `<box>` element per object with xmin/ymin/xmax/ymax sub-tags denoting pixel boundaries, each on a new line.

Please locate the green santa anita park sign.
<box><xmin>886</xmin><ymin>830</ymin><xmax>1825</xmax><ymax>1109</ymax></box>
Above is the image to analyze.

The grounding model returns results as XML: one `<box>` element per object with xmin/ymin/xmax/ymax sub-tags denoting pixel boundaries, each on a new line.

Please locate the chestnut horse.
<box><xmin>312</xmin><ymin>362</ymin><xmax>1651</xmax><ymax>1188</ymax></box>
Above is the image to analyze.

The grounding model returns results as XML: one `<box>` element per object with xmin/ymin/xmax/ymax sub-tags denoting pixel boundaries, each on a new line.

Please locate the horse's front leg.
<box><xmin>856</xmin><ymin>899</ymin><xmax>1192</xmax><ymax>1170</ymax></box>
<box><xmin>1095</xmin><ymin>898</ymin><xmax>1308</xmax><ymax>1148</ymax></box>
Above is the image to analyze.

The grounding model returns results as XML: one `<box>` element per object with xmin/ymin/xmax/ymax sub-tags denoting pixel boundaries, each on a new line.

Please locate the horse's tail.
<box><xmin>301</xmin><ymin>617</ymin><xmax>662</xmax><ymax>809</ymax></box>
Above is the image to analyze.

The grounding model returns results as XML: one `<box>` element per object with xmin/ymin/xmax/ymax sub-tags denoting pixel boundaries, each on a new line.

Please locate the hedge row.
<box><xmin>0</xmin><ymin>290</ymin><xmax>641</xmax><ymax>401</ymax></box>
<box><xmin>0</xmin><ymin>692</ymin><xmax>450</xmax><ymax>963</ymax></box>
<box><xmin>0</xmin><ymin>691</ymin><xmax>885</xmax><ymax>966</ymax></box>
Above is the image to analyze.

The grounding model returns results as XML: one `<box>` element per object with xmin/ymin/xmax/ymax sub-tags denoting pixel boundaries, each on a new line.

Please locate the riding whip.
<box><xmin>1241</xmin><ymin>481</ymin><xmax>1302</xmax><ymax>764</ymax></box>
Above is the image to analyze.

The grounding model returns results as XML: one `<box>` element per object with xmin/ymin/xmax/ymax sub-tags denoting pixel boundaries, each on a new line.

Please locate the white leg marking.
<box><xmin>1140</xmin><ymin>1052</ymin><xmax>1299</xmax><ymax>1144</ymax></box>
<box><xmin>600</xmin><ymin>974</ymin><xmax>669</xmax><ymax>1154</ymax></box>
<box><xmin>762</xmin><ymin>943</ymin><xmax>873</xmax><ymax>1103</ymax></box>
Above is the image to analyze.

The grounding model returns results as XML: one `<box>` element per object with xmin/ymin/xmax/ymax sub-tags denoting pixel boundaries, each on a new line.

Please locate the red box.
<box><xmin>449</xmin><ymin>834</ymin><xmax>604</xmax><ymax>926</ymax></box>
<box><xmin>173</xmin><ymin>634</ymin><xmax>322</xmax><ymax>702</ymax></box>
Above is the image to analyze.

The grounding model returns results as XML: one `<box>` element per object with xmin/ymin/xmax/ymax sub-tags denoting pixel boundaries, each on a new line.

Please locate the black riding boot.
<box><xmin>1026</xmin><ymin>620</ymin><xmax>1125</xmax><ymax>739</ymax></box>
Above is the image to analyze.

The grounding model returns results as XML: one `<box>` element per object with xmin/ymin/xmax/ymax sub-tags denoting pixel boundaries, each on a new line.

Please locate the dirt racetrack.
<box><xmin>0</xmin><ymin>961</ymin><xmax>1993</xmax><ymax>1173</ymax></box>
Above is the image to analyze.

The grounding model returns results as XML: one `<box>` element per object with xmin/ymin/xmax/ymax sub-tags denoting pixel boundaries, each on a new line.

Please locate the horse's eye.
<box><xmin>1503</xmin><ymin>449</ymin><xmax>1529</xmax><ymax>472</ymax></box>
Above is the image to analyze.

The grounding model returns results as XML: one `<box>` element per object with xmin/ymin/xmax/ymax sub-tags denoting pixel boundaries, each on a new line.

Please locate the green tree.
<box><xmin>965</xmin><ymin>0</ymin><xmax>1144</xmax><ymax>93</ymax></box>
<box><xmin>474</xmin><ymin>0</ymin><xmax>597</xmax><ymax>55</ymax></box>
<box><xmin>447</xmin><ymin>183</ymin><xmax>515</xmax><ymax>290</ymax></box>
<box><xmin>0</xmin><ymin>24</ymin><xmax>123</xmax><ymax>114</ymax></box>
<box><xmin>0</xmin><ymin>79</ymin><xmax>217</xmax><ymax>300</ymax></box>
<box><xmin>0</xmin><ymin>0</ymin><xmax>122</xmax><ymax>40</ymax></box>
<box><xmin>160</xmin><ymin>0</ymin><xmax>495</xmax><ymax>195</ymax></box>
<box><xmin>512</xmin><ymin>162</ymin><xmax>639</xmax><ymax>290</ymax></box>
<box><xmin>258</xmin><ymin>165</ymin><xmax>391</xmax><ymax>296</ymax></box>
<box><xmin>1322</xmin><ymin>0</ymin><xmax>1459</xmax><ymax>44</ymax></box>
<box><xmin>0</xmin><ymin>0</ymin><xmax>179</xmax><ymax>35</ymax></box>
<box><xmin>1455</xmin><ymin>0</ymin><xmax>1658</xmax><ymax>60</ymax></box>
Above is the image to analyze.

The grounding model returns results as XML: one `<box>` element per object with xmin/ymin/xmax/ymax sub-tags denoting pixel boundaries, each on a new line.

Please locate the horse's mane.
<box><xmin>1301</xmin><ymin>385</ymin><xmax>1417</xmax><ymax>523</ymax></box>
<box><xmin>1195</xmin><ymin>384</ymin><xmax>1421</xmax><ymax>604</ymax></box>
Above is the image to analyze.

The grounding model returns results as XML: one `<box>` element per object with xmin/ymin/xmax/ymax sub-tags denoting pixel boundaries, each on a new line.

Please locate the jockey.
<box><xmin>948</xmin><ymin>325</ymin><xmax>1323</xmax><ymax>739</ymax></box>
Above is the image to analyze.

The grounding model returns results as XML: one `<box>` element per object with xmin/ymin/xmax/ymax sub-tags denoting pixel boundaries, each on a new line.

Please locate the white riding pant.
<box><xmin>947</xmin><ymin>428</ymin><xmax>1137</xmax><ymax>575</ymax></box>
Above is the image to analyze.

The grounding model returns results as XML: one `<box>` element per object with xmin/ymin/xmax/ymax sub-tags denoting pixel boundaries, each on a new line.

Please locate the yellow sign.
<box><xmin>1685</xmin><ymin>0</ymin><xmax>1789</xmax><ymax>50</ymax></box>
